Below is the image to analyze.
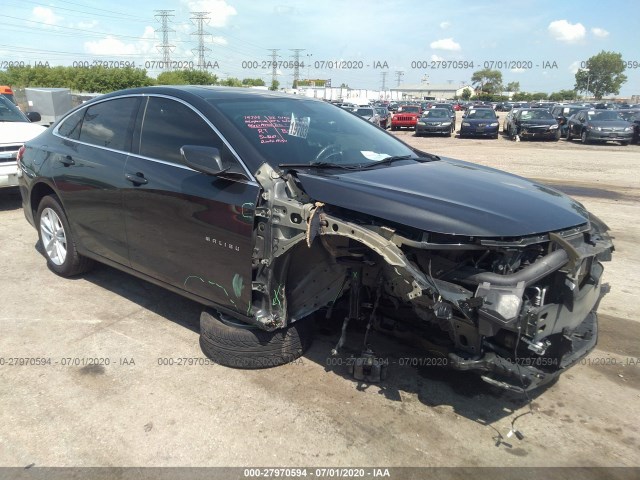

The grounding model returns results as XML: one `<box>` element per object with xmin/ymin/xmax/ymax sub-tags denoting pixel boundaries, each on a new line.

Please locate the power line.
<box><xmin>154</xmin><ymin>10</ymin><xmax>175</xmax><ymax>68</ymax></box>
<box><xmin>5</xmin><ymin>0</ymin><xmax>151</xmax><ymax>22</ymax></box>
<box><xmin>4</xmin><ymin>14</ymin><xmax>146</xmax><ymax>40</ymax></box>
<box><xmin>51</xmin><ymin>0</ymin><xmax>151</xmax><ymax>21</ymax></box>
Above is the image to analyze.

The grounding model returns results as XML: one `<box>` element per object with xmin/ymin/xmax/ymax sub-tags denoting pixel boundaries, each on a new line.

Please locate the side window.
<box><xmin>78</xmin><ymin>97</ymin><xmax>139</xmax><ymax>151</ymax></box>
<box><xmin>140</xmin><ymin>97</ymin><xmax>238</xmax><ymax>170</ymax></box>
<box><xmin>57</xmin><ymin>108</ymin><xmax>85</xmax><ymax>140</ymax></box>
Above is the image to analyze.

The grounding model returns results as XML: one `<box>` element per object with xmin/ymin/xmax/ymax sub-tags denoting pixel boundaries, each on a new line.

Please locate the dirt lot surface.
<box><xmin>1</xmin><ymin>114</ymin><xmax>639</xmax><ymax>472</ymax></box>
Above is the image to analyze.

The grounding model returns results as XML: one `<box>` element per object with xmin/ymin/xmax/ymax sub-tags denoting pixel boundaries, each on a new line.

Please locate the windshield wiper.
<box><xmin>356</xmin><ymin>155</ymin><xmax>432</xmax><ymax>169</ymax></box>
<box><xmin>278</xmin><ymin>161</ymin><xmax>361</xmax><ymax>170</ymax></box>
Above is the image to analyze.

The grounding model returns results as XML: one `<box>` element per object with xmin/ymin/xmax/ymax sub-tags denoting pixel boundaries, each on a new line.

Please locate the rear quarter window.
<box><xmin>57</xmin><ymin>109</ymin><xmax>85</xmax><ymax>140</ymax></box>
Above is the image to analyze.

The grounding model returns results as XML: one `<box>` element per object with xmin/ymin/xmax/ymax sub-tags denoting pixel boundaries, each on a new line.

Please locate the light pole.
<box><xmin>582</xmin><ymin>68</ymin><xmax>591</xmax><ymax>101</ymax></box>
<box><xmin>306</xmin><ymin>54</ymin><xmax>313</xmax><ymax>83</ymax></box>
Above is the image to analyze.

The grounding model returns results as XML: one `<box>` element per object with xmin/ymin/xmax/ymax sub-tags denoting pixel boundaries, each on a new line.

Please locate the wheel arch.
<box><xmin>30</xmin><ymin>181</ymin><xmax>58</xmax><ymax>220</ymax></box>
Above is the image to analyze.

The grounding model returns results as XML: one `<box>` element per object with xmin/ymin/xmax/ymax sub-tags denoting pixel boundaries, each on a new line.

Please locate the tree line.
<box><xmin>0</xmin><ymin>65</ymin><xmax>277</xmax><ymax>93</ymax></box>
<box><xmin>463</xmin><ymin>50</ymin><xmax>627</xmax><ymax>101</ymax></box>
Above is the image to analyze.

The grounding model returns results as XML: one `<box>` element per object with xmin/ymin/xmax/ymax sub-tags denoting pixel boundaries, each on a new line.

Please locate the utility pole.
<box><xmin>154</xmin><ymin>10</ymin><xmax>175</xmax><ymax>69</ymax></box>
<box><xmin>268</xmin><ymin>49</ymin><xmax>279</xmax><ymax>89</ymax></box>
<box><xmin>395</xmin><ymin>70</ymin><xmax>404</xmax><ymax>87</ymax></box>
<box><xmin>290</xmin><ymin>49</ymin><xmax>305</xmax><ymax>87</ymax></box>
<box><xmin>380</xmin><ymin>71</ymin><xmax>388</xmax><ymax>91</ymax></box>
<box><xmin>191</xmin><ymin>12</ymin><xmax>211</xmax><ymax>71</ymax></box>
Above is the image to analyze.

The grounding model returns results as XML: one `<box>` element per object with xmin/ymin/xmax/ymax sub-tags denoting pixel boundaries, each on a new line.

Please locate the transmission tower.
<box><xmin>268</xmin><ymin>49</ymin><xmax>280</xmax><ymax>88</ymax></box>
<box><xmin>395</xmin><ymin>70</ymin><xmax>404</xmax><ymax>87</ymax></box>
<box><xmin>191</xmin><ymin>12</ymin><xmax>212</xmax><ymax>70</ymax></box>
<box><xmin>154</xmin><ymin>10</ymin><xmax>175</xmax><ymax>68</ymax></box>
<box><xmin>381</xmin><ymin>71</ymin><xmax>388</xmax><ymax>90</ymax></box>
<box><xmin>290</xmin><ymin>49</ymin><xmax>305</xmax><ymax>87</ymax></box>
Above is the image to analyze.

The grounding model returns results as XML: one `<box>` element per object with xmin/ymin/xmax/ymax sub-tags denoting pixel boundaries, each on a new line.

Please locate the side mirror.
<box><xmin>26</xmin><ymin>111</ymin><xmax>41</xmax><ymax>122</ymax></box>
<box><xmin>181</xmin><ymin>145</ymin><xmax>227</xmax><ymax>176</ymax></box>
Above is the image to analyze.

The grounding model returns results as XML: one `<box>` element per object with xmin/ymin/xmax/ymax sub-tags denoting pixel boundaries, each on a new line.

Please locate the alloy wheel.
<box><xmin>39</xmin><ymin>207</ymin><xmax>67</xmax><ymax>265</ymax></box>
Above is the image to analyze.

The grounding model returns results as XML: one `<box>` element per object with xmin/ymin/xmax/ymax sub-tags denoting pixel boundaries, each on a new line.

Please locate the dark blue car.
<box><xmin>459</xmin><ymin>108</ymin><xmax>499</xmax><ymax>139</ymax></box>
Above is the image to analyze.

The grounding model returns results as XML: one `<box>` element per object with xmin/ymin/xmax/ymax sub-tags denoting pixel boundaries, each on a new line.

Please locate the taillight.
<box><xmin>16</xmin><ymin>145</ymin><xmax>25</xmax><ymax>166</ymax></box>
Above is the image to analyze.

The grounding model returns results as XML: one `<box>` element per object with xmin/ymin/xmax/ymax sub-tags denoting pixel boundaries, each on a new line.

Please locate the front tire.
<box><xmin>36</xmin><ymin>195</ymin><xmax>94</xmax><ymax>277</ymax></box>
<box><xmin>581</xmin><ymin>130</ymin><xmax>589</xmax><ymax>144</ymax></box>
<box><xmin>199</xmin><ymin>310</ymin><xmax>315</xmax><ymax>369</ymax></box>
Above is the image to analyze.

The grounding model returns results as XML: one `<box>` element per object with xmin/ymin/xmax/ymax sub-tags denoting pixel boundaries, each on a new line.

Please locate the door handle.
<box><xmin>60</xmin><ymin>155</ymin><xmax>75</xmax><ymax>166</ymax></box>
<box><xmin>125</xmin><ymin>172</ymin><xmax>148</xmax><ymax>185</ymax></box>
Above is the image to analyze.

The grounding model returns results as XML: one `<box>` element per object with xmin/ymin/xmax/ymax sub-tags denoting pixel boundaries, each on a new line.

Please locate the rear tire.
<box><xmin>199</xmin><ymin>310</ymin><xmax>315</xmax><ymax>369</ymax></box>
<box><xmin>36</xmin><ymin>195</ymin><xmax>94</xmax><ymax>277</ymax></box>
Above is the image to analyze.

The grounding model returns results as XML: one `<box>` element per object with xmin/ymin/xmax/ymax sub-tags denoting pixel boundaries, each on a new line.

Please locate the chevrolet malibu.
<box><xmin>18</xmin><ymin>86</ymin><xmax>613</xmax><ymax>392</ymax></box>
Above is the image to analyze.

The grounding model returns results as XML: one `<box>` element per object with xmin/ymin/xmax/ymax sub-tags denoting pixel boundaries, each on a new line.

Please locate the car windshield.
<box><xmin>616</xmin><ymin>110</ymin><xmax>639</xmax><ymax>121</ymax></box>
<box><xmin>400</xmin><ymin>106</ymin><xmax>420</xmax><ymax>113</ymax></box>
<box><xmin>561</xmin><ymin>107</ymin><xmax>583</xmax><ymax>116</ymax></box>
<box><xmin>0</xmin><ymin>96</ymin><xmax>29</xmax><ymax>123</ymax></box>
<box><xmin>423</xmin><ymin>109</ymin><xmax>449</xmax><ymax>119</ymax></box>
<box><xmin>213</xmin><ymin>96</ymin><xmax>417</xmax><ymax>168</ymax></box>
<box><xmin>519</xmin><ymin>110</ymin><xmax>554</xmax><ymax>120</ymax></box>
<box><xmin>587</xmin><ymin>110</ymin><xmax>625</xmax><ymax>121</ymax></box>
<box><xmin>355</xmin><ymin>108</ymin><xmax>374</xmax><ymax>117</ymax></box>
<box><xmin>466</xmin><ymin>109</ymin><xmax>496</xmax><ymax>119</ymax></box>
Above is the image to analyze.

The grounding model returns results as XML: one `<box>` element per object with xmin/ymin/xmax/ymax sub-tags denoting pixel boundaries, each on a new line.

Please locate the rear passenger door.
<box><xmin>51</xmin><ymin>96</ymin><xmax>140</xmax><ymax>266</ymax></box>
<box><xmin>122</xmin><ymin>96</ymin><xmax>260</xmax><ymax>314</ymax></box>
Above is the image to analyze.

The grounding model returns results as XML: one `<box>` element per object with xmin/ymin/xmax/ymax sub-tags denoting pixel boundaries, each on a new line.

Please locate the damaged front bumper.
<box><xmin>450</xmin><ymin>310</ymin><xmax>599</xmax><ymax>393</ymax></box>
<box><xmin>248</xmin><ymin>164</ymin><xmax>614</xmax><ymax>392</ymax></box>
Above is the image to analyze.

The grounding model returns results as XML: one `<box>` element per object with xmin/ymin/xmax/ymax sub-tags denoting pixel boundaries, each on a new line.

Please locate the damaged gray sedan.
<box><xmin>19</xmin><ymin>86</ymin><xmax>613</xmax><ymax>392</ymax></box>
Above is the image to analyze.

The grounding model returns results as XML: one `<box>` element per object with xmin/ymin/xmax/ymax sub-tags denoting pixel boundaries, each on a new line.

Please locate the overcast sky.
<box><xmin>2</xmin><ymin>0</ymin><xmax>639</xmax><ymax>96</ymax></box>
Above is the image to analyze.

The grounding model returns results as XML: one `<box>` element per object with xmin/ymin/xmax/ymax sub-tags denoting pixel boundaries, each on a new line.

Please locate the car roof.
<box><xmin>91</xmin><ymin>85</ymin><xmax>319</xmax><ymax>104</ymax></box>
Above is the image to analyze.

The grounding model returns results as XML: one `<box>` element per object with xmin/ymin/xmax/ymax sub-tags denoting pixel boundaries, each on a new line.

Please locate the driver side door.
<box><xmin>122</xmin><ymin>96</ymin><xmax>260</xmax><ymax>314</ymax></box>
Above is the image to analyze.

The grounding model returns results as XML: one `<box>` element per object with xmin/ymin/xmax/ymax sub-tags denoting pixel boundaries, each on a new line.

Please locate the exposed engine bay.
<box><xmin>246</xmin><ymin>163</ymin><xmax>614</xmax><ymax>392</ymax></box>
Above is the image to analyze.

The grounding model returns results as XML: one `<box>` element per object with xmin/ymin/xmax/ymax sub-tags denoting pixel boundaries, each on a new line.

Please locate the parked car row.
<box><xmin>331</xmin><ymin>98</ymin><xmax>639</xmax><ymax>146</ymax></box>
